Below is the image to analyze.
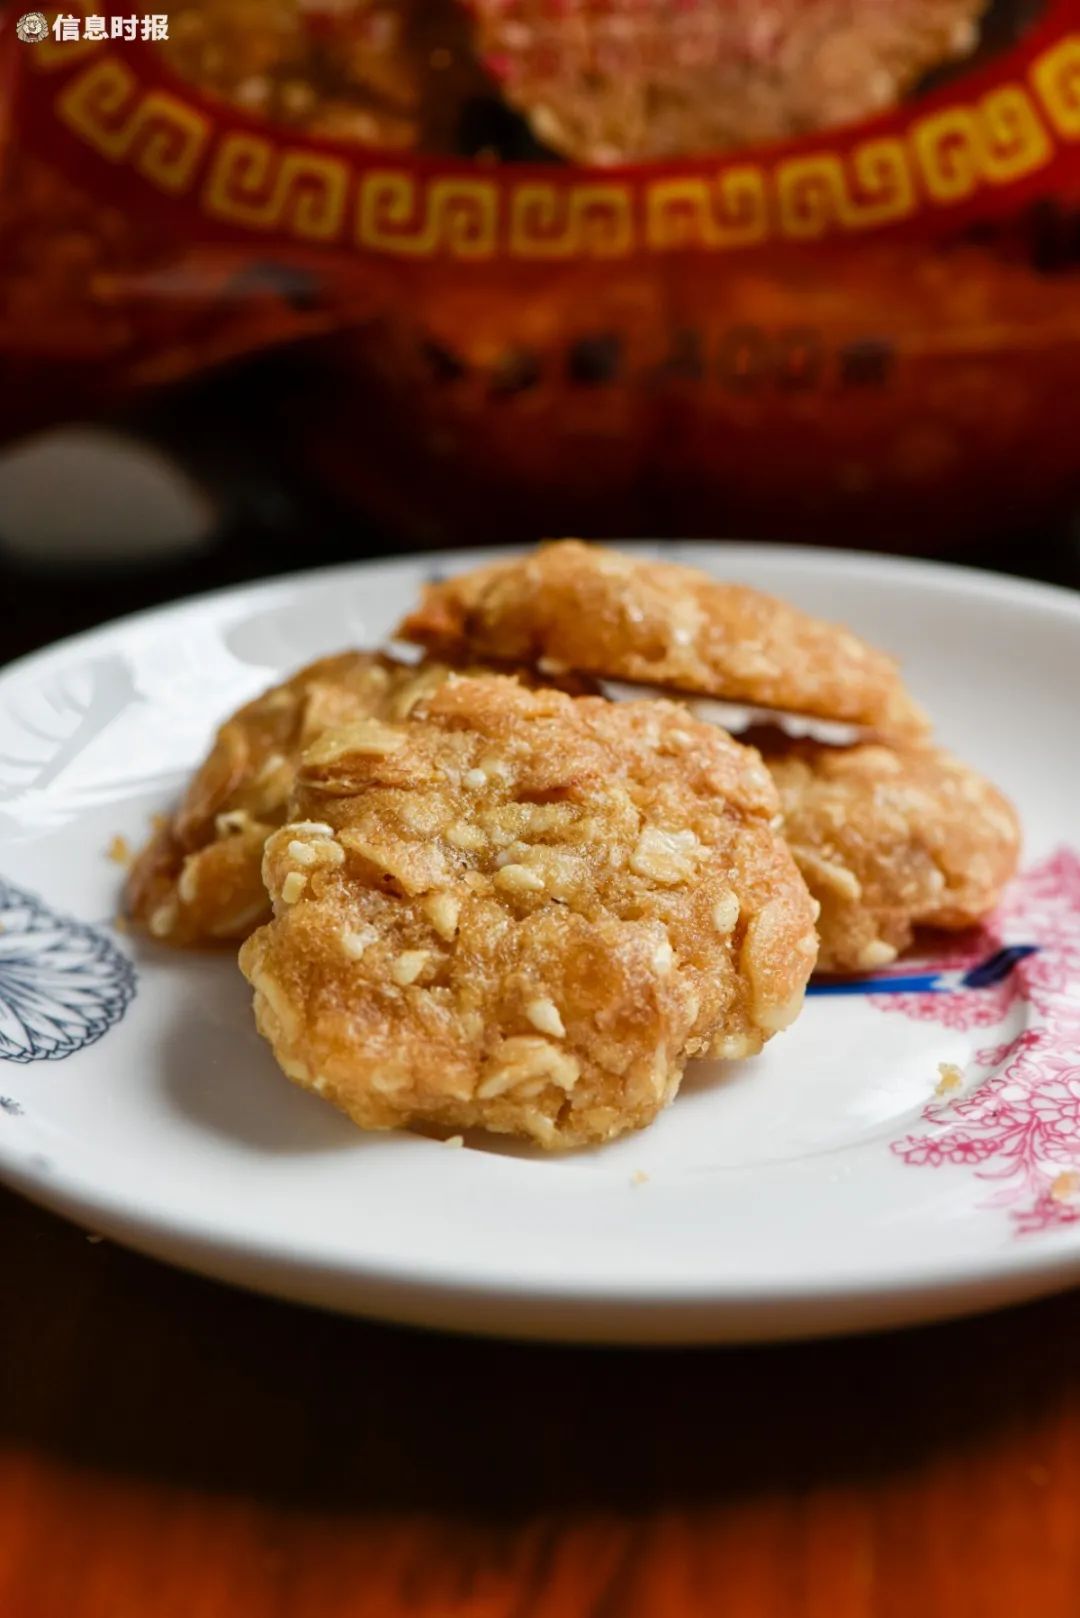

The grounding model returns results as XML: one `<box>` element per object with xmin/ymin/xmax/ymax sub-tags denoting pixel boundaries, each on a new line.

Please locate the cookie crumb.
<box><xmin>106</xmin><ymin>834</ymin><xmax>132</xmax><ymax>867</ymax></box>
<box><xmin>630</xmin><ymin>1169</ymin><xmax>650</xmax><ymax>1187</ymax></box>
<box><xmin>1050</xmin><ymin>1171</ymin><xmax>1080</xmax><ymax>1203</ymax></box>
<box><xmin>857</xmin><ymin>939</ymin><xmax>898</xmax><ymax>971</ymax></box>
<box><xmin>935</xmin><ymin>1061</ymin><xmax>964</xmax><ymax>1097</ymax></box>
<box><xmin>443</xmin><ymin>1134</ymin><xmax>465</xmax><ymax>1149</ymax></box>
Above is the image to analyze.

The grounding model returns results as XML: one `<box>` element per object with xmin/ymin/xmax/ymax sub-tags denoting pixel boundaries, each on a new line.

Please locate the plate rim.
<box><xmin>5</xmin><ymin>1148</ymin><xmax>1080</xmax><ymax>1344</ymax></box>
<box><xmin>2</xmin><ymin>540</ymin><xmax>1079</xmax><ymax>1341</ymax></box>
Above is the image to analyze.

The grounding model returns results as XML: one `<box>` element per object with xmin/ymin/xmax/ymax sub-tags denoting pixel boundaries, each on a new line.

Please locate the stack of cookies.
<box><xmin>128</xmin><ymin>542</ymin><xmax>1019</xmax><ymax>1149</ymax></box>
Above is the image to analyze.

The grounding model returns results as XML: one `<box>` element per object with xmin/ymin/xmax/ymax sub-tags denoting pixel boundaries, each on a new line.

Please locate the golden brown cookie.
<box><xmin>127</xmin><ymin>652</ymin><xmax>461</xmax><ymax>947</ymax></box>
<box><xmin>764</xmin><ymin>739</ymin><xmax>1020</xmax><ymax>974</ymax></box>
<box><xmin>399</xmin><ymin>540</ymin><xmax>929</xmax><ymax>740</ymax></box>
<box><xmin>239</xmin><ymin>675</ymin><xmax>818</xmax><ymax>1148</ymax></box>
<box><xmin>466</xmin><ymin>0</ymin><xmax>987</xmax><ymax>162</ymax></box>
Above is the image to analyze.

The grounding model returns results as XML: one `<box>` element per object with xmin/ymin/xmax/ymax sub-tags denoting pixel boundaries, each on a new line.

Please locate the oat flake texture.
<box><xmin>240</xmin><ymin>674</ymin><xmax>818</xmax><ymax>1147</ymax></box>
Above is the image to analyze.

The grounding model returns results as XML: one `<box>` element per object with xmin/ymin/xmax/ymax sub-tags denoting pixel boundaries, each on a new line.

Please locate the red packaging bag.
<box><xmin>2</xmin><ymin>1</ymin><xmax>1079</xmax><ymax>544</ymax></box>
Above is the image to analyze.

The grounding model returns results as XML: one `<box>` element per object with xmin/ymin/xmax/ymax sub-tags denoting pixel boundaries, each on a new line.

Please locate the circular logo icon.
<box><xmin>16</xmin><ymin>12</ymin><xmax>49</xmax><ymax>43</ymax></box>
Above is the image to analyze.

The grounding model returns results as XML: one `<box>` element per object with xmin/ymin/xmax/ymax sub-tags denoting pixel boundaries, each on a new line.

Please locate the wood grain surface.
<box><xmin>1</xmin><ymin>1185</ymin><xmax>1077</xmax><ymax>1618</ymax></box>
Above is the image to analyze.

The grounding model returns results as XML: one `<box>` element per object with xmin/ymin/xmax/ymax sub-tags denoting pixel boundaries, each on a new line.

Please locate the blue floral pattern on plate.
<box><xmin>0</xmin><ymin>879</ymin><xmax>135</xmax><ymax>1063</ymax></box>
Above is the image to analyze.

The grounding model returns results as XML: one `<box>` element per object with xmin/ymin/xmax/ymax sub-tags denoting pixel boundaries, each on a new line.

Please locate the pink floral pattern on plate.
<box><xmin>884</xmin><ymin>848</ymin><xmax>1080</xmax><ymax>1235</ymax></box>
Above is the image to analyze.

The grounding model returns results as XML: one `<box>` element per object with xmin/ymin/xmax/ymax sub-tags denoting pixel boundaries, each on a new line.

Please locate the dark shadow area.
<box><xmin>3</xmin><ymin>367</ymin><xmax>1079</xmax><ymax>670</ymax></box>
<box><xmin>1</xmin><ymin>1188</ymin><xmax>1076</xmax><ymax>1523</ymax></box>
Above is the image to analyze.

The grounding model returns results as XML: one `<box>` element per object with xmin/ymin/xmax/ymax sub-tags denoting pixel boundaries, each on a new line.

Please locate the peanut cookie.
<box><xmin>399</xmin><ymin>541</ymin><xmax>928</xmax><ymax>739</ymax></box>
<box><xmin>764</xmin><ymin>739</ymin><xmax>1020</xmax><ymax>974</ymax></box>
<box><xmin>465</xmin><ymin>0</ymin><xmax>986</xmax><ymax>163</ymax></box>
<box><xmin>239</xmin><ymin>675</ymin><xmax>818</xmax><ymax>1147</ymax></box>
<box><xmin>127</xmin><ymin>652</ymin><xmax>461</xmax><ymax>947</ymax></box>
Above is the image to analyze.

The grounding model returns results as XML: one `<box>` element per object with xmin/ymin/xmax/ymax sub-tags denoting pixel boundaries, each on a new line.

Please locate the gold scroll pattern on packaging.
<box><xmin>42</xmin><ymin>36</ymin><xmax>1080</xmax><ymax>259</ymax></box>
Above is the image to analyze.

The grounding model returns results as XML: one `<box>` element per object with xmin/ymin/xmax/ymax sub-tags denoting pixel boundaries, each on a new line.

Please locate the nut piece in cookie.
<box><xmin>127</xmin><ymin>653</ymin><xmax>460</xmax><ymax>947</ymax></box>
<box><xmin>398</xmin><ymin>540</ymin><xmax>928</xmax><ymax>740</ymax></box>
<box><xmin>239</xmin><ymin>676</ymin><xmax>818</xmax><ymax>1148</ymax></box>
<box><xmin>765</xmin><ymin>740</ymin><xmax>1020</xmax><ymax>975</ymax></box>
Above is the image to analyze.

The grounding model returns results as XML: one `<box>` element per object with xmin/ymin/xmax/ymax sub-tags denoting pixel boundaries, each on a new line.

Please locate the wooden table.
<box><xmin>2</xmin><ymin>1183</ymin><xmax>1078</xmax><ymax>1618</ymax></box>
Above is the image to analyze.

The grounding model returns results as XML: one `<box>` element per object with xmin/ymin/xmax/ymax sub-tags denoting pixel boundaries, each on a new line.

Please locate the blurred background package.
<box><xmin>2</xmin><ymin>0</ymin><xmax>1079</xmax><ymax>554</ymax></box>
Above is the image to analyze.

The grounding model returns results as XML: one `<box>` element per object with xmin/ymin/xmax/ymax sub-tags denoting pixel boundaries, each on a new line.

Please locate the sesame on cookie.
<box><xmin>764</xmin><ymin>739</ymin><xmax>1020</xmax><ymax>975</ymax></box>
<box><xmin>127</xmin><ymin>652</ymin><xmax>462</xmax><ymax>947</ymax></box>
<box><xmin>239</xmin><ymin>675</ymin><xmax>818</xmax><ymax>1148</ymax></box>
<box><xmin>398</xmin><ymin>541</ymin><xmax>929</xmax><ymax>740</ymax></box>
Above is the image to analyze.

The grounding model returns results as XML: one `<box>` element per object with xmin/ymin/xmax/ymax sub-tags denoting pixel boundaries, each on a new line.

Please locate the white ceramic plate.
<box><xmin>1</xmin><ymin>543</ymin><xmax>1079</xmax><ymax>1344</ymax></box>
